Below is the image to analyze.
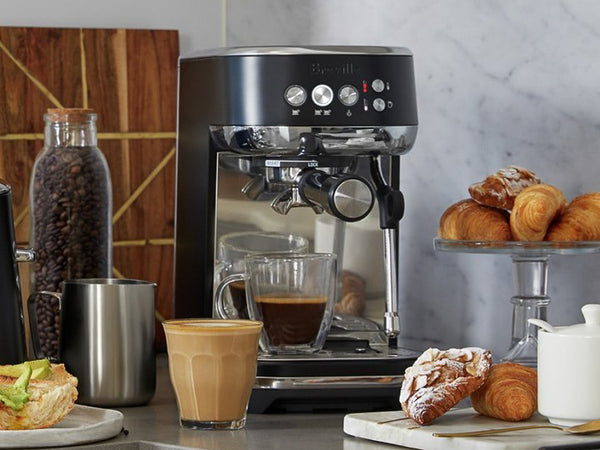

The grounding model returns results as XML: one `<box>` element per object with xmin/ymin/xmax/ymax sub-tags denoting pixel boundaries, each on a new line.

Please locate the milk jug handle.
<box><xmin>215</xmin><ymin>273</ymin><xmax>246</xmax><ymax>319</ymax></box>
<box><xmin>27</xmin><ymin>291</ymin><xmax>61</xmax><ymax>361</ymax></box>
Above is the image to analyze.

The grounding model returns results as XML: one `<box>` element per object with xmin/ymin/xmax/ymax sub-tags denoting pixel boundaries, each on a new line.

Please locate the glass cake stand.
<box><xmin>433</xmin><ymin>238</ymin><xmax>600</xmax><ymax>366</ymax></box>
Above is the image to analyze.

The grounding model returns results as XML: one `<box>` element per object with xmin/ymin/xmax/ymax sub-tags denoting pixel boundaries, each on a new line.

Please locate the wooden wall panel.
<box><xmin>0</xmin><ymin>26</ymin><xmax>179</xmax><ymax>350</ymax></box>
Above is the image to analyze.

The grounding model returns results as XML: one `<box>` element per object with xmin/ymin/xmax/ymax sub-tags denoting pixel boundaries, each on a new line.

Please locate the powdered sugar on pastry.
<box><xmin>400</xmin><ymin>347</ymin><xmax>492</xmax><ymax>425</ymax></box>
<box><xmin>469</xmin><ymin>166</ymin><xmax>540</xmax><ymax>211</ymax></box>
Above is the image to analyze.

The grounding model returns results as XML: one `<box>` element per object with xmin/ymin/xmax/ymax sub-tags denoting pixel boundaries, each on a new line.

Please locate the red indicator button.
<box><xmin>362</xmin><ymin>81</ymin><xmax>368</xmax><ymax>93</ymax></box>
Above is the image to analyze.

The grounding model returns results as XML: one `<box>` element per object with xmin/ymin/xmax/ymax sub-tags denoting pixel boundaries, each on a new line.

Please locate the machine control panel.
<box><xmin>282</xmin><ymin>73</ymin><xmax>401</xmax><ymax>122</ymax></box>
<box><xmin>182</xmin><ymin>51</ymin><xmax>418</xmax><ymax>127</ymax></box>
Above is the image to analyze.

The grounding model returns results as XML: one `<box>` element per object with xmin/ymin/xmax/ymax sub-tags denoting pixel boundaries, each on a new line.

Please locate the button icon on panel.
<box><xmin>373</xmin><ymin>98</ymin><xmax>386</xmax><ymax>112</ymax></box>
<box><xmin>372</xmin><ymin>79</ymin><xmax>385</xmax><ymax>93</ymax></box>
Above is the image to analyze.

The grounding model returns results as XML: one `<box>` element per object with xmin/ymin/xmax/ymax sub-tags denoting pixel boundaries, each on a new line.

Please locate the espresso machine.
<box><xmin>175</xmin><ymin>46</ymin><xmax>420</xmax><ymax>412</ymax></box>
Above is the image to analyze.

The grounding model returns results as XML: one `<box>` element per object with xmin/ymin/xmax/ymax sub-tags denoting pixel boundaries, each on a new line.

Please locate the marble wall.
<box><xmin>225</xmin><ymin>0</ymin><xmax>600</xmax><ymax>359</ymax></box>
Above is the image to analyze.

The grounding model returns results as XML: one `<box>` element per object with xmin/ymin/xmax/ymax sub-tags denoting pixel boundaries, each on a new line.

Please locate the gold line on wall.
<box><xmin>0</xmin><ymin>132</ymin><xmax>176</xmax><ymax>141</ymax></box>
<box><xmin>14</xmin><ymin>206</ymin><xmax>29</xmax><ymax>229</ymax></box>
<box><xmin>80</xmin><ymin>29</ymin><xmax>89</xmax><ymax>109</ymax></box>
<box><xmin>0</xmin><ymin>39</ymin><xmax>64</xmax><ymax>109</ymax></box>
<box><xmin>112</xmin><ymin>147</ymin><xmax>176</xmax><ymax>225</ymax></box>
<box><xmin>113</xmin><ymin>238</ymin><xmax>174</xmax><ymax>247</ymax></box>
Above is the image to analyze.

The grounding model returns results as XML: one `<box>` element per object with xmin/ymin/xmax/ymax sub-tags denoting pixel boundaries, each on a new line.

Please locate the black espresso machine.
<box><xmin>174</xmin><ymin>46</ymin><xmax>420</xmax><ymax>413</ymax></box>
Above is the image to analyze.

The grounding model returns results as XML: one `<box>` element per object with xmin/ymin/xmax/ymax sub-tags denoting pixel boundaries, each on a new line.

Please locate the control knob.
<box><xmin>338</xmin><ymin>85</ymin><xmax>359</xmax><ymax>106</ymax></box>
<box><xmin>284</xmin><ymin>85</ymin><xmax>307</xmax><ymax>106</ymax></box>
<box><xmin>311</xmin><ymin>84</ymin><xmax>334</xmax><ymax>107</ymax></box>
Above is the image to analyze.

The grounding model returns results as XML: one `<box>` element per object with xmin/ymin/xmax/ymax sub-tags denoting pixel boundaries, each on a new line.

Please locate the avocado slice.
<box><xmin>0</xmin><ymin>363</ymin><xmax>32</xmax><ymax>410</ymax></box>
<box><xmin>0</xmin><ymin>359</ymin><xmax>51</xmax><ymax>380</ymax></box>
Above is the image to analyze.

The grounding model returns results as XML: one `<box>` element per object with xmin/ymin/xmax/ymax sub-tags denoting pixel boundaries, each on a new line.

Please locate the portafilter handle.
<box><xmin>298</xmin><ymin>169</ymin><xmax>374</xmax><ymax>222</ymax></box>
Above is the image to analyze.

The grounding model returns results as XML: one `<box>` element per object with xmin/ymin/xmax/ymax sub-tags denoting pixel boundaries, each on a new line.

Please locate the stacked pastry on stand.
<box><xmin>438</xmin><ymin>165</ymin><xmax>600</xmax><ymax>241</ymax></box>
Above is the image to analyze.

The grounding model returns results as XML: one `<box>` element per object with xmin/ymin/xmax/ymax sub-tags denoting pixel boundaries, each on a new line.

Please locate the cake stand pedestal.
<box><xmin>434</xmin><ymin>239</ymin><xmax>600</xmax><ymax>366</ymax></box>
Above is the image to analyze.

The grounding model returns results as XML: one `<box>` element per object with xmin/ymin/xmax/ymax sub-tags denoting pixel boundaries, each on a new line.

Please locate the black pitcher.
<box><xmin>0</xmin><ymin>181</ymin><xmax>35</xmax><ymax>364</ymax></box>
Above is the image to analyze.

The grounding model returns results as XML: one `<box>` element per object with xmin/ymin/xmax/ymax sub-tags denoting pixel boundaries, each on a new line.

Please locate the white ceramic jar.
<box><xmin>534</xmin><ymin>304</ymin><xmax>600</xmax><ymax>426</ymax></box>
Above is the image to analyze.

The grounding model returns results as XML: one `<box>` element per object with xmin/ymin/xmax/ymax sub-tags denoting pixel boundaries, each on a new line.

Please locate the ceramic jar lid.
<box><xmin>551</xmin><ymin>304</ymin><xmax>600</xmax><ymax>337</ymax></box>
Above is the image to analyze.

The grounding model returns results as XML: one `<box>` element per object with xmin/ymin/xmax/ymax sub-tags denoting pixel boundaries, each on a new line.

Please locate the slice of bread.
<box><xmin>0</xmin><ymin>364</ymin><xmax>78</xmax><ymax>430</ymax></box>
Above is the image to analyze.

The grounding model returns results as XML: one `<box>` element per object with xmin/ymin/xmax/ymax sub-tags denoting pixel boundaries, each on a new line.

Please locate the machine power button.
<box><xmin>311</xmin><ymin>84</ymin><xmax>334</xmax><ymax>107</ymax></box>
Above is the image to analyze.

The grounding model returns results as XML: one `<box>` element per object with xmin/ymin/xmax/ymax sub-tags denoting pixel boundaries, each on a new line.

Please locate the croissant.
<box><xmin>400</xmin><ymin>347</ymin><xmax>492</xmax><ymax>425</ymax></box>
<box><xmin>470</xmin><ymin>362</ymin><xmax>537</xmax><ymax>422</ymax></box>
<box><xmin>469</xmin><ymin>166</ymin><xmax>541</xmax><ymax>211</ymax></box>
<box><xmin>438</xmin><ymin>199</ymin><xmax>511</xmax><ymax>241</ymax></box>
<box><xmin>546</xmin><ymin>192</ymin><xmax>600</xmax><ymax>241</ymax></box>
<box><xmin>510</xmin><ymin>184</ymin><xmax>566</xmax><ymax>241</ymax></box>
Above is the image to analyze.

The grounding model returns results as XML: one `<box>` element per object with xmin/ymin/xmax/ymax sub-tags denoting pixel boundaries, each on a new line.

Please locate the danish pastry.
<box><xmin>438</xmin><ymin>199</ymin><xmax>511</xmax><ymax>241</ymax></box>
<box><xmin>400</xmin><ymin>347</ymin><xmax>492</xmax><ymax>425</ymax></box>
<box><xmin>469</xmin><ymin>166</ymin><xmax>540</xmax><ymax>211</ymax></box>
<box><xmin>510</xmin><ymin>184</ymin><xmax>566</xmax><ymax>241</ymax></box>
<box><xmin>470</xmin><ymin>362</ymin><xmax>537</xmax><ymax>422</ymax></box>
<box><xmin>546</xmin><ymin>192</ymin><xmax>600</xmax><ymax>241</ymax></box>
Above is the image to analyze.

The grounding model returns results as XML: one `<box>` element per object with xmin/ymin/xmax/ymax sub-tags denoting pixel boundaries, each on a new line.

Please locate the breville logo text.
<box><xmin>311</xmin><ymin>62</ymin><xmax>355</xmax><ymax>76</ymax></box>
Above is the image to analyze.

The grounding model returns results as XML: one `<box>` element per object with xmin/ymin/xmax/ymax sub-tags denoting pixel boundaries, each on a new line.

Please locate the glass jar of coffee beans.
<box><xmin>29</xmin><ymin>108</ymin><xmax>113</xmax><ymax>359</ymax></box>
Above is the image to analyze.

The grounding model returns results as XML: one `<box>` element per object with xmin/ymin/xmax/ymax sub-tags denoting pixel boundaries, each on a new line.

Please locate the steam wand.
<box><xmin>370</xmin><ymin>156</ymin><xmax>405</xmax><ymax>340</ymax></box>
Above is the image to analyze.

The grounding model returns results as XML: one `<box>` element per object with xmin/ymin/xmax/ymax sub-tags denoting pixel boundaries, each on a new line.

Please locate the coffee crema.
<box><xmin>254</xmin><ymin>295</ymin><xmax>328</xmax><ymax>345</ymax></box>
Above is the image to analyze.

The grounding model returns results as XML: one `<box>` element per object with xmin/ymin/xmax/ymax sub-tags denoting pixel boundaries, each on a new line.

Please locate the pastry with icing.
<box><xmin>469</xmin><ymin>165</ymin><xmax>540</xmax><ymax>211</ymax></box>
<box><xmin>399</xmin><ymin>347</ymin><xmax>492</xmax><ymax>425</ymax></box>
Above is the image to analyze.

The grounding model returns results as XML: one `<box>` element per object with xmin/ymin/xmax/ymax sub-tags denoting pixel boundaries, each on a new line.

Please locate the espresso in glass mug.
<box><xmin>215</xmin><ymin>232</ymin><xmax>309</xmax><ymax>319</ymax></box>
<box><xmin>216</xmin><ymin>253</ymin><xmax>337</xmax><ymax>354</ymax></box>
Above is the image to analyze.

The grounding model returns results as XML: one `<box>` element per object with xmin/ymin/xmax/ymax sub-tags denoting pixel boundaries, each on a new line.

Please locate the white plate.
<box><xmin>0</xmin><ymin>404</ymin><xmax>124</xmax><ymax>448</ymax></box>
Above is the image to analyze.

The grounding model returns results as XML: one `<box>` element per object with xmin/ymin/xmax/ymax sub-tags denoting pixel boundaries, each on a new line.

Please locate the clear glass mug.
<box><xmin>216</xmin><ymin>253</ymin><xmax>337</xmax><ymax>354</ymax></box>
<box><xmin>215</xmin><ymin>232</ymin><xmax>309</xmax><ymax>319</ymax></box>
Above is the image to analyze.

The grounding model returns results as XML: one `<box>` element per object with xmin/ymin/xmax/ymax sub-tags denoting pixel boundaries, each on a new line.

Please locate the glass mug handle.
<box><xmin>215</xmin><ymin>273</ymin><xmax>247</xmax><ymax>319</ymax></box>
<box><xmin>213</xmin><ymin>261</ymin><xmax>232</xmax><ymax>287</ymax></box>
<box><xmin>27</xmin><ymin>291</ymin><xmax>61</xmax><ymax>360</ymax></box>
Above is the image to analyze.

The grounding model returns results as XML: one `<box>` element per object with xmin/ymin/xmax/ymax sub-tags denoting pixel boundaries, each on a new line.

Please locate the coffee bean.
<box><xmin>31</xmin><ymin>145</ymin><xmax>112</xmax><ymax>358</ymax></box>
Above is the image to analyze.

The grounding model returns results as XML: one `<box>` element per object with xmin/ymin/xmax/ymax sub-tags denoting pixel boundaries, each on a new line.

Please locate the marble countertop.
<box><xmin>58</xmin><ymin>355</ymin><xmax>398</xmax><ymax>450</ymax></box>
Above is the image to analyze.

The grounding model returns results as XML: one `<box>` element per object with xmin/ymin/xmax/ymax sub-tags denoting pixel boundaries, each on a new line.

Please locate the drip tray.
<box><xmin>250</xmin><ymin>339</ymin><xmax>419</xmax><ymax>413</ymax></box>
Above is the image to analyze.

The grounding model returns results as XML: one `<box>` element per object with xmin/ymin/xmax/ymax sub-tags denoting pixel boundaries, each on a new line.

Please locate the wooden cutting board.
<box><xmin>344</xmin><ymin>408</ymin><xmax>600</xmax><ymax>450</ymax></box>
<box><xmin>0</xmin><ymin>26</ymin><xmax>179</xmax><ymax>349</ymax></box>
